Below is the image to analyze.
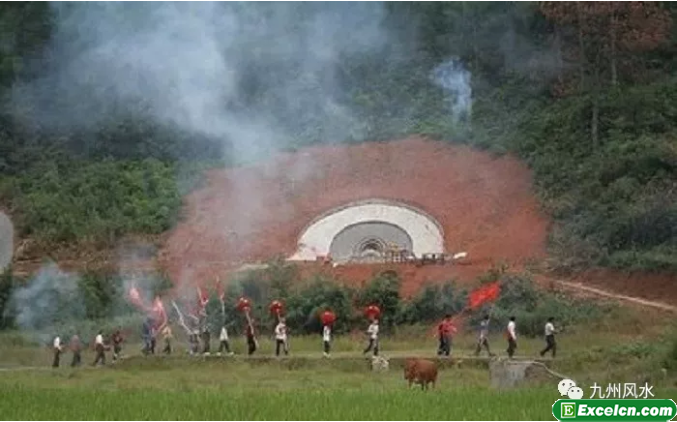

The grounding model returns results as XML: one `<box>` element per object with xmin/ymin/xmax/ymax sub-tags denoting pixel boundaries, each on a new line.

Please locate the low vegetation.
<box><xmin>0</xmin><ymin>262</ymin><xmax>613</xmax><ymax>342</ymax></box>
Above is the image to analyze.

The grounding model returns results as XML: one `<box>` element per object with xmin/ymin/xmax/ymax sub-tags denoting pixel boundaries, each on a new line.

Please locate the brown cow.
<box><xmin>404</xmin><ymin>358</ymin><xmax>438</xmax><ymax>390</ymax></box>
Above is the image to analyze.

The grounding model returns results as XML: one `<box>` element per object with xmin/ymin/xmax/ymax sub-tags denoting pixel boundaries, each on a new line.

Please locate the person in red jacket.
<box><xmin>436</xmin><ymin>314</ymin><xmax>456</xmax><ymax>356</ymax></box>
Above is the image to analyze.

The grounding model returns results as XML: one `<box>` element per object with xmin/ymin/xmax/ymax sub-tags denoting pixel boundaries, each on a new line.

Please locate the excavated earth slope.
<box><xmin>159</xmin><ymin>137</ymin><xmax>550</xmax><ymax>295</ymax></box>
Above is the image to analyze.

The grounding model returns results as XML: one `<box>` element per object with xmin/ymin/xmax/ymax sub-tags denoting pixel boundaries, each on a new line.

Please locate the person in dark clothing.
<box><xmin>149</xmin><ymin>326</ymin><xmax>157</xmax><ymax>355</ymax></box>
<box><xmin>111</xmin><ymin>328</ymin><xmax>123</xmax><ymax>362</ymax></box>
<box><xmin>70</xmin><ymin>334</ymin><xmax>82</xmax><ymax>367</ymax></box>
<box><xmin>141</xmin><ymin>318</ymin><xmax>152</xmax><ymax>356</ymax></box>
<box><xmin>202</xmin><ymin>324</ymin><xmax>211</xmax><ymax>355</ymax></box>
<box><xmin>246</xmin><ymin>320</ymin><xmax>257</xmax><ymax>355</ymax></box>
<box><xmin>189</xmin><ymin>328</ymin><xmax>200</xmax><ymax>355</ymax></box>
<box><xmin>540</xmin><ymin>317</ymin><xmax>557</xmax><ymax>358</ymax></box>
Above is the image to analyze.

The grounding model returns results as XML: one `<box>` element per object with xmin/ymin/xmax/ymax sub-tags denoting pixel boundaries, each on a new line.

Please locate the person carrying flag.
<box><xmin>363</xmin><ymin>318</ymin><xmax>380</xmax><ymax>357</ymax></box>
<box><xmin>475</xmin><ymin>314</ymin><xmax>493</xmax><ymax>356</ymax></box>
<box><xmin>246</xmin><ymin>318</ymin><xmax>258</xmax><ymax>356</ymax></box>
<box><xmin>322</xmin><ymin>323</ymin><xmax>332</xmax><ymax>357</ymax></box>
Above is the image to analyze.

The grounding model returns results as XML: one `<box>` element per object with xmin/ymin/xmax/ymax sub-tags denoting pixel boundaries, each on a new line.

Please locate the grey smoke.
<box><xmin>8</xmin><ymin>262</ymin><xmax>86</xmax><ymax>343</ymax></box>
<box><xmin>12</xmin><ymin>2</ymin><xmax>390</xmax><ymax>164</ymax></box>
<box><xmin>431</xmin><ymin>58</ymin><xmax>472</xmax><ymax>123</ymax></box>
<box><xmin>0</xmin><ymin>211</ymin><xmax>13</xmax><ymax>272</ymax></box>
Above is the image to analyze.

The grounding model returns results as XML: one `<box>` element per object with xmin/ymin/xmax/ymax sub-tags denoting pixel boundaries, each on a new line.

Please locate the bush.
<box><xmin>355</xmin><ymin>271</ymin><xmax>402</xmax><ymax>329</ymax></box>
<box><xmin>285</xmin><ymin>275</ymin><xmax>355</xmax><ymax>335</ymax></box>
<box><xmin>399</xmin><ymin>281</ymin><xmax>467</xmax><ymax>324</ymax></box>
<box><xmin>468</xmin><ymin>274</ymin><xmax>612</xmax><ymax>337</ymax></box>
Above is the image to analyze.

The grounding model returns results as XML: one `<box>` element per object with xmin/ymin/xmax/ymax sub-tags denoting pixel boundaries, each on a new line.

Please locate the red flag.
<box><xmin>468</xmin><ymin>282</ymin><xmax>500</xmax><ymax>309</ymax></box>
<box><xmin>197</xmin><ymin>286</ymin><xmax>209</xmax><ymax>309</ymax></box>
<box><xmin>151</xmin><ymin>297</ymin><xmax>167</xmax><ymax>329</ymax></box>
<box><xmin>269</xmin><ymin>300</ymin><xmax>284</xmax><ymax>316</ymax></box>
<box><xmin>321</xmin><ymin>310</ymin><xmax>336</xmax><ymax>326</ymax></box>
<box><xmin>237</xmin><ymin>297</ymin><xmax>252</xmax><ymax>313</ymax></box>
<box><xmin>364</xmin><ymin>304</ymin><xmax>381</xmax><ymax>319</ymax></box>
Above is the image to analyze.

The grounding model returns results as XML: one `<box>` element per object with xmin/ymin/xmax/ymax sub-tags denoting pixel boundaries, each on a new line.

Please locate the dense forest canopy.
<box><xmin>0</xmin><ymin>2</ymin><xmax>676</xmax><ymax>272</ymax></box>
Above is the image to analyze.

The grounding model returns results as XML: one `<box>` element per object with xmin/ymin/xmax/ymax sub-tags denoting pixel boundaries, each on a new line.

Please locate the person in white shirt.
<box><xmin>52</xmin><ymin>335</ymin><xmax>62</xmax><ymax>368</ymax></box>
<box><xmin>322</xmin><ymin>324</ymin><xmax>332</xmax><ymax>357</ymax></box>
<box><xmin>217</xmin><ymin>324</ymin><xmax>234</xmax><ymax>356</ymax></box>
<box><xmin>506</xmin><ymin>316</ymin><xmax>517</xmax><ymax>358</ymax></box>
<box><xmin>540</xmin><ymin>317</ymin><xmax>557</xmax><ymax>358</ymax></box>
<box><xmin>274</xmin><ymin>318</ymin><xmax>289</xmax><ymax>356</ymax></box>
<box><xmin>363</xmin><ymin>318</ymin><xmax>379</xmax><ymax>357</ymax></box>
<box><xmin>92</xmin><ymin>330</ymin><xmax>106</xmax><ymax>366</ymax></box>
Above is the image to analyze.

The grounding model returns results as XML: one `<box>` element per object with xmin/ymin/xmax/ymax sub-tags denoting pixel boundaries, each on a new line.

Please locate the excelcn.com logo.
<box><xmin>552</xmin><ymin>379</ymin><xmax>676</xmax><ymax>422</ymax></box>
<box><xmin>553</xmin><ymin>400</ymin><xmax>676</xmax><ymax>421</ymax></box>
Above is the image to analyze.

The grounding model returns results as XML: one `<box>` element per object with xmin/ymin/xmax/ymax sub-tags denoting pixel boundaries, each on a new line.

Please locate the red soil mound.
<box><xmin>159</xmin><ymin>137</ymin><xmax>550</xmax><ymax>292</ymax></box>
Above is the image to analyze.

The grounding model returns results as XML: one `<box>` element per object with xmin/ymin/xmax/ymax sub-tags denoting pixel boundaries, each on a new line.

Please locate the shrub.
<box><xmin>355</xmin><ymin>271</ymin><xmax>402</xmax><ymax>329</ymax></box>
<box><xmin>399</xmin><ymin>281</ymin><xmax>467</xmax><ymax>324</ymax></box>
<box><xmin>285</xmin><ymin>275</ymin><xmax>355</xmax><ymax>335</ymax></box>
<box><xmin>467</xmin><ymin>273</ymin><xmax>612</xmax><ymax>337</ymax></box>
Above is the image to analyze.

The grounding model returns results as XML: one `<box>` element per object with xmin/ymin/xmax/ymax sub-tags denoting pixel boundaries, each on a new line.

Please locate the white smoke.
<box><xmin>431</xmin><ymin>58</ymin><xmax>472</xmax><ymax>123</ymax></box>
<box><xmin>12</xmin><ymin>2</ymin><xmax>389</xmax><ymax>164</ymax></box>
<box><xmin>0</xmin><ymin>211</ymin><xmax>13</xmax><ymax>272</ymax></box>
<box><xmin>8</xmin><ymin>262</ymin><xmax>86</xmax><ymax>343</ymax></box>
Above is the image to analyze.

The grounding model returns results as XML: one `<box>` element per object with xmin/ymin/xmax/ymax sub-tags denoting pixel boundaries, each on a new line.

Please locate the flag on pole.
<box><xmin>468</xmin><ymin>281</ymin><xmax>500</xmax><ymax>309</ymax></box>
<box><xmin>197</xmin><ymin>285</ymin><xmax>209</xmax><ymax>309</ymax></box>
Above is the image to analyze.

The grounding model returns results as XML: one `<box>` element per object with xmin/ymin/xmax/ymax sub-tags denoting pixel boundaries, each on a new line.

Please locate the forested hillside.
<box><xmin>0</xmin><ymin>2</ymin><xmax>676</xmax><ymax>272</ymax></box>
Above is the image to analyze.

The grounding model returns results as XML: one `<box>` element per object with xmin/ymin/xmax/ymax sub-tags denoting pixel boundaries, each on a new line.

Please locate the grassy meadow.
<box><xmin>1</xmin><ymin>305</ymin><xmax>676</xmax><ymax>420</ymax></box>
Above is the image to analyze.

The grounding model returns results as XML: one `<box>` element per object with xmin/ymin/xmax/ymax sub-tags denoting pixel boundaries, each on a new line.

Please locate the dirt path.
<box><xmin>550</xmin><ymin>279</ymin><xmax>677</xmax><ymax>313</ymax></box>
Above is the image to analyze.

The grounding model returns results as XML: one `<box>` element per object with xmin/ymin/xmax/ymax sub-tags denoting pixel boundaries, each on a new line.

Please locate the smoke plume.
<box><xmin>431</xmin><ymin>58</ymin><xmax>472</xmax><ymax>123</ymax></box>
<box><xmin>8</xmin><ymin>262</ymin><xmax>86</xmax><ymax>343</ymax></box>
<box><xmin>12</xmin><ymin>2</ymin><xmax>390</xmax><ymax>164</ymax></box>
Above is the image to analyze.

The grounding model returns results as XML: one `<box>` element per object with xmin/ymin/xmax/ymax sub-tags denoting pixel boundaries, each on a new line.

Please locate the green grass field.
<box><xmin>1</xmin><ymin>307</ymin><xmax>676</xmax><ymax>420</ymax></box>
